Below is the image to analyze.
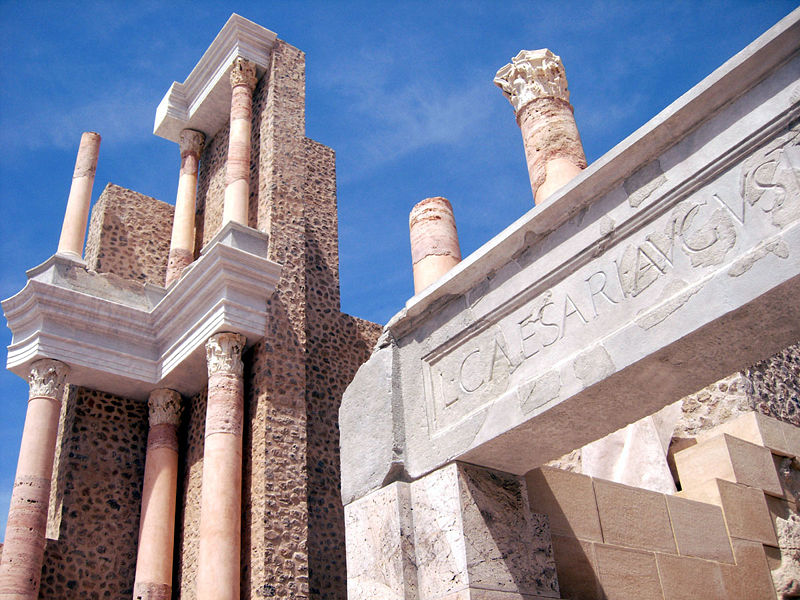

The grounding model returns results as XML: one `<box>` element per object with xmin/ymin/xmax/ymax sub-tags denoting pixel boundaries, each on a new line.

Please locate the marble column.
<box><xmin>165</xmin><ymin>130</ymin><xmax>205</xmax><ymax>287</ymax></box>
<box><xmin>222</xmin><ymin>57</ymin><xmax>257</xmax><ymax>227</ymax></box>
<box><xmin>0</xmin><ymin>359</ymin><xmax>69</xmax><ymax>599</ymax></box>
<box><xmin>57</xmin><ymin>132</ymin><xmax>101</xmax><ymax>258</ymax></box>
<box><xmin>196</xmin><ymin>332</ymin><xmax>246</xmax><ymax>600</ymax></box>
<box><xmin>132</xmin><ymin>389</ymin><xmax>182</xmax><ymax>600</ymax></box>
<box><xmin>409</xmin><ymin>196</ymin><xmax>462</xmax><ymax>294</ymax></box>
<box><xmin>494</xmin><ymin>50</ymin><xmax>587</xmax><ymax>204</ymax></box>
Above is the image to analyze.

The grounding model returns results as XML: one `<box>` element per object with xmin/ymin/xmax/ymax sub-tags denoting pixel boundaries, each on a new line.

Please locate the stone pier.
<box><xmin>133</xmin><ymin>389</ymin><xmax>182</xmax><ymax>600</ymax></box>
<box><xmin>222</xmin><ymin>58</ymin><xmax>257</xmax><ymax>226</ymax></box>
<box><xmin>196</xmin><ymin>332</ymin><xmax>246</xmax><ymax>600</ymax></box>
<box><xmin>0</xmin><ymin>359</ymin><xmax>69</xmax><ymax>599</ymax></box>
<box><xmin>494</xmin><ymin>50</ymin><xmax>586</xmax><ymax>203</ymax></box>
<box><xmin>409</xmin><ymin>197</ymin><xmax>462</xmax><ymax>294</ymax></box>
<box><xmin>57</xmin><ymin>132</ymin><xmax>101</xmax><ymax>258</ymax></box>
<box><xmin>165</xmin><ymin>129</ymin><xmax>205</xmax><ymax>286</ymax></box>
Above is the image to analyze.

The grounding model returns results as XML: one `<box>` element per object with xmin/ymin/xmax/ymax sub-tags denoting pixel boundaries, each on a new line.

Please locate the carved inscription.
<box><xmin>422</xmin><ymin>126</ymin><xmax>799</xmax><ymax>434</ymax></box>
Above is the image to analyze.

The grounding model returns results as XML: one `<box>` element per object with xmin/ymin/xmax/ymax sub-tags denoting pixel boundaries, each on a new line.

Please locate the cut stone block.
<box><xmin>593</xmin><ymin>479</ymin><xmax>676</xmax><ymax>553</ymax></box>
<box><xmin>665</xmin><ymin>495</ymin><xmax>734</xmax><ymax>563</ymax></box>
<box><xmin>594</xmin><ymin>544</ymin><xmax>663</xmax><ymax>600</ymax></box>
<box><xmin>550</xmin><ymin>535</ymin><xmax>600</xmax><ymax>600</ymax></box>
<box><xmin>674</xmin><ymin>433</ymin><xmax>782</xmax><ymax>497</ymax></box>
<box><xmin>412</xmin><ymin>463</ymin><xmax>560</xmax><ymax>600</ymax></box>
<box><xmin>720</xmin><ymin>538</ymin><xmax>777</xmax><ymax>600</ymax></box>
<box><xmin>696</xmin><ymin>411</ymin><xmax>794</xmax><ymax>458</ymax></box>
<box><xmin>525</xmin><ymin>467</ymin><xmax>602</xmax><ymax>541</ymax></box>
<box><xmin>344</xmin><ymin>482</ymin><xmax>417</xmax><ymax>600</ymax></box>
<box><xmin>656</xmin><ymin>553</ymin><xmax>726</xmax><ymax>600</ymax></box>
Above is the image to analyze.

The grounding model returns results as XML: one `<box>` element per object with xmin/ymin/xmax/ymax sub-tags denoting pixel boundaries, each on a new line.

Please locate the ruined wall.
<box><xmin>39</xmin><ymin>388</ymin><xmax>147</xmax><ymax>599</ymax></box>
<box><xmin>84</xmin><ymin>183</ymin><xmax>173</xmax><ymax>286</ymax></box>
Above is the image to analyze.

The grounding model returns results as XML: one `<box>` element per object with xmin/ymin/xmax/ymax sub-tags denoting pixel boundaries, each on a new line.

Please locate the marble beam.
<box><xmin>222</xmin><ymin>58</ymin><xmax>257</xmax><ymax>227</ymax></box>
<box><xmin>495</xmin><ymin>50</ymin><xmax>586</xmax><ymax>203</ymax></box>
<box><xmin>57</xmin><ymin>132</ymin><xmax>101</xmax><ymax>258</ymax></box>
<box><xmin>409</xmin><ymin>197</ymin><xmax>462</xmax><ymax>294</ymax></box>
<box><xmin>0</xmin><ymin>359</ymin><xmax>69</xmax><ymax>599</ymax></box>
<box><xmin>196</xmin><ymin>332</ymin><xmax>246</xmax><ymax>600</ymax></box>
<box><xmin>165</xmin><ymin>130</ymin><xmax>205</xmax><ymax>287</ymax></box>
<box><xmin>133</xmin><ymin>389</ymin><xmax>182</xmax><ymax>600</ymax></box>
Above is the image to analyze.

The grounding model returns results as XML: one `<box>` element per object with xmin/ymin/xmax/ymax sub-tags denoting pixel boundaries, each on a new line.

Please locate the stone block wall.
<box><xmin>39</xmin><ymin>387</ymin><xmax>148</xmax><ymax>599</ymax></box>
<box><xmin>530</xmin><ymin>410</ymin><xmax>800</xmax><ymax>599</ymax></box>
<box><xmin>84</xmin><ymin>182</ymin><xmax>173</xmax><ymax>286</ymax></box>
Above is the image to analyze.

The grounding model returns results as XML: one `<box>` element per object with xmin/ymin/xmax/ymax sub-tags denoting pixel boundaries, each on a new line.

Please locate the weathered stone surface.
<box><xmin>342</xmin><ymin>29</ymin><xmax>800</xmax><ymax>495</ymax></box>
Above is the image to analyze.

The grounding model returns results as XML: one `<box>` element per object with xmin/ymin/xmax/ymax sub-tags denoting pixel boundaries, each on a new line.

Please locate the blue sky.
<box><xmin>0</xmin><ymin>1</ymin><xmax>795</xmax><ymax>540</ymax></box>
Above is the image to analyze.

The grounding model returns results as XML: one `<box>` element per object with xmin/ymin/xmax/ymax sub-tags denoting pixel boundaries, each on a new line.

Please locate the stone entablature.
<box><xmin>3</xmin><ymin>221</ymin><xmax>281</xmax><ymax>400</ymax></box>
<box><xmin>153</xmin><ymin>14</ymin><xmax>277</xmax><ymax>143</ymax></box>
<box><xmin>341</xmin><ymin>11</ymin><xmax>800</xmax><ymax>504</ymax></box>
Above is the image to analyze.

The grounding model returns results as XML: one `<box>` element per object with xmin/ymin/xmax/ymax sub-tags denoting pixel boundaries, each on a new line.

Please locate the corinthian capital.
<box><xmin>148</xmin><ymin>389</ymin><xmax>182</xmax><ymax>427</ymax></box>
<box><xmin>179</xmin><ymin>129</ymin><xmax>205</xmax><ymax>157</ymax></box>
<box><xmin>230</xmin><ymin>57</ymin><xmax>257</xmax><ymax>90</ymax></box>
<box><xmin>28</xmin><ymin>359</ymin><xmax>69</xmax><ymax>400</ymax></box>
<box><xmin>494</xmin><ymin>49</ymin><xmax>570</xmax><ymax>114</ymax></box>
<box><xmin>206</xmin><ymin>332</ymin><xmax>246</xmax><ymax>377</ymax></box>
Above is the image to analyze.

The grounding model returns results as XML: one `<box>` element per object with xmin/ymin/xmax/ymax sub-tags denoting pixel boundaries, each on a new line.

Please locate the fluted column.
<box><xmin>57</xmin><ymin>132</ymin><xmax>101</xmax><ymax>258</ymax></box>
<box><xmin>409</xmin><ymin>196</ymin><xmax>462</xmax><ymax>294</ymax></box>
<box><xmin>494</xmin><ymin>50</ymin><xmax>586</xmax><ymax>203</ymax></box>
<box><xmin>165</xmin><ymin>130</ymin><xmax>205</xmax><ymax>286</ymax></box>
<box><xmin>222</xmin><ymin>57</ymin><xmax>257</xmax><ymax>227</ymax></box>
<box><xmin>0</xmin><ymin>359</ymin><xmax>69</xmax><ymax>599</ymax></box>
<box><xmin>132</xmin><ymin>389</ymin><xmax>182</xmax><ymax>600</ymax></box>
<box><xmin>196</xmin><ymin>332</ymin><xmax>246</xmax><ymax>600</ymax></box>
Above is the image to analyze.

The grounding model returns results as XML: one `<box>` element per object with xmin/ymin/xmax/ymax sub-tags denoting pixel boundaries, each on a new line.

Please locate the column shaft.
<box><xmin>57</xmin><ymin>132</ymin><xmax>101</xmax><ymax>258</ymax></box>
<box><xmin>494</xmin><ymin>50</ymin><xmax>586</xmax><ymax>204</ymax></box>
<box><xmin>166</xmin><ymin>130</ymin><xmax>205</xmax><ymax>286</ymax></box>
<box><xmin>196</xmin><ymin>333</ymin><xmax>246</xmax><ymax>600</ymax></box>
<box><xmin>222</xmin><ymin>58</ymin><xmax>257</xmax><ymax>227</ymax></box>
<box><xmin>133</xmin><ymin>390</ymin><xmax>182</xmax><ymax>600</ymax></box>
<box><xmin>409</xmin><ymin>196</ymin><xmax>461</xmax><ymax>294</ymax></box>
<box><xmin>0</xmin><ymin>359</ymin><xmax>68</xmax><ymax>600</ymax></box>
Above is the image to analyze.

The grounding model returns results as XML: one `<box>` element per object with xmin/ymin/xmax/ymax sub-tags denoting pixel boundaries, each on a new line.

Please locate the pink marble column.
<box><xmin>57</xmin><ymin>132</ymin><xmax>101</xmax><ymax>258</ymax></box>
<box><xmin>165</xmin><ymin>130</ymin><xmax>205</xmax><ymax>287</ymax></box>
<box><xmin>132</xmin><ymin>389</ymin><xmax>182</xmax><ymax>600</ymax></box>
<box><xmin>409</xmin><ymin>196</ymin><xmax>462</xmax><ymax>294</ymax></box>
<box><xmin>222</xmin><ymin>57</ymin><xmax>258</xmax><ymax>227</ymax></box>
<box><xmin>0</xmin><ymin>359</ymin><xmax>69</xmax><ymax>599</ymax></box>
<box><xmin>196</xmin><ymin>332</ymin><xmax>246</xmax><ymax>600</ymax></box>
<box><xmin>494</xmin><ymin>50</ymin><xmax>587</xmax><ymax>204</ymax></box>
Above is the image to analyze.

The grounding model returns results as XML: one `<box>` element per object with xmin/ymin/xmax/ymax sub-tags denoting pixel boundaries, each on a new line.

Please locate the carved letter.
<box><xmin>458</xmin><ymin>349</ymin><xmax>484</xmax><ymax>393</ymax></box>
<box><xmin>540</xmin><ymin>301</ymin><xmax>561</xmax><ymax>347</ymax></box>
<box><xmin>586</xmin><ymin>270</ymin><xmax>619</xmax><ymax>318</ymax></box>
<box><xmin>561</xmin><ymin>293</ymin><xmax>589</xmax><ymax>338</ymax></box>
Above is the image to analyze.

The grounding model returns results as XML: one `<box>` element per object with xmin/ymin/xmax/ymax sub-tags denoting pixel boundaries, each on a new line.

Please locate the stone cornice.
<box><xmin>3</xmin><ymin>221</ymin><xmax>281</xmax><ymax>400</ymax></box>
<box><xmin>153</xmin><ymin>14</ymin><xmax>277</xmax><ymax>144</ymax></box>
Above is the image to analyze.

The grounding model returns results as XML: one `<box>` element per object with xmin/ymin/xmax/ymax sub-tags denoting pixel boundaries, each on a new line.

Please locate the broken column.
<box><xmin>133</xmin><ymin>389</ymin><xmax>182</xmax><ymax>600</ymax></box>
<box><xmin>494</xmin><ymin>50</ymin><xmax>586</xmax><ymax>203</ymax></box>
<box><xmin>222</xmin><ymin>57</ymin><xmax>257</xmax><ymax>227</ymax></box>
<box><xmin>165</xmin><ymin>129</ymin><xmax>205</xmax><ymax>286</ymax></box>
<box><xmin>409</xmin><ymin>196</ymin><xmax>462</xmax><ymax>294</ymax></box>
<box><xmin>57</xmin><ymin>132</ymin><xmax>101</xmax><ymax>258</ymax></box>
<box><xmin>196</xmin><ymin>332</ymin><xmax>246</xmax><ymax>600</ymax></box>
<box><xmin>0</xmin><ymin>359</ymin><xmax>69</xmax><ymax>599</ymax></box>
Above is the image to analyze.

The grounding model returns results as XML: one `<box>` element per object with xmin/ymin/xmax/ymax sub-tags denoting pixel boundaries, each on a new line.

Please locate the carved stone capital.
<box><xmin>229</xmin><ymin>57</ymin><xmax>257</xmax><ymax>90</ymax></box>
<box><xmin>28</xmin><ymin>359</ymin><xmax>69</xmax><ymax>400</ymax></box>
<box><xmin>206</xmin><ymin>332</ymin><xmax>246</xmax><ymax>377</ymax></box>
<box><xmin>494</xmin><ymin>49</ymin><xmax>570</xmax><ymax>114</ymax></box>
<box><xmin>148</xmin><ymin>388</ymin><xmax>182</xmax><ymax>427</ymax></box>
<box><xmin>179</xmin><ymin>129</ymin><xmax>205</xmax><ymax>157</ymax></box>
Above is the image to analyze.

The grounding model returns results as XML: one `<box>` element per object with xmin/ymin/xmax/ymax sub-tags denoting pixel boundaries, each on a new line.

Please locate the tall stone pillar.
<box><xmin>409</xmin><ymin>196</ymin><xmax>462</xmax><ymax>294</ymax></box>
<box><xmin>165</xmin><ymin>129</ymin><xmax>205</xmax><ymax>286</ymax></box>
<box><xmin>0</xmin><ymin>359</ymin><xmax>69</xmax><ymax>599</ymax></box>
<box><xmin>57</xmin><ymin>132</ymin><xmax>101</xmax><ymax>258</ymax></box>
<box><xmin>222</xmin><ymin>57</ymin><xmax>258</xmax><ymax>227</ymax></box>
<box><xmin>494</xmin><ymin>50</ymin><xmax>587</xmax><ymax>203</ymax></box>
<box><xmin>133</xmin><ymin>389</ymin><xmax>182</xmax><ymax>600</ymax></box>
<box><xmin>196</xmin><ymin>332</ymin><xmax>246</xmax><ymax>600</ymax></box>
